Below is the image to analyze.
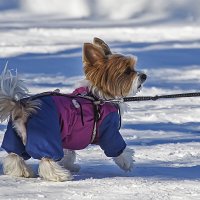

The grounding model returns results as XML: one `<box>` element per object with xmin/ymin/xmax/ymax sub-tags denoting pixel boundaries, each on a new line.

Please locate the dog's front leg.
<box><xmin>3</xmin><ymin>153</ymin><xmax>34</xmax><ymax>178</ymax></box>
<box><xmin>58</xmin><ymin>149</ymin><xmax>80</xmax><ymax>172</ymax></box>
<box><xmin>113</xmin><ymin>148</ymin><xmax>134</xmax><ymax>172</ymax></box>
<box><xmin>38</xmin><ymin>158</ymin><xmax>73</xmax><ymax>181</ymax></box>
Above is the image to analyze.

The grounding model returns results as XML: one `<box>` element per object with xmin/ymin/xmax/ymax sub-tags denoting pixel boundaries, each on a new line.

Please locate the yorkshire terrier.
<box><xmin>0</xmin><ymin>38</ymin><xmax>146</xmax><ymax>181</ymax></box>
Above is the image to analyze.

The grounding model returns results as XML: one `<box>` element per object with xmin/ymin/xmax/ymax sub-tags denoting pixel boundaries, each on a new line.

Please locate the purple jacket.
<box><xmin>52</xmin><ymin>87</ymin><xmax>118</xmax><ymax>150</ymax></box>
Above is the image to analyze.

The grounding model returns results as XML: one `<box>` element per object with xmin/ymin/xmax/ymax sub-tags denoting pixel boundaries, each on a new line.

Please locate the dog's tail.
<box><xmin>0</xmin><ymin>64</ymin><xmax>40</xmax><ymax>144</ymax></box>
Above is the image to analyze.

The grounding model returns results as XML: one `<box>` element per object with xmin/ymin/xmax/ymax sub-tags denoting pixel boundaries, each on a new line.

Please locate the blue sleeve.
<box><xmin>1</xmin><ymin>120</ymin><xmax>31</xmax><ymax>160</ymax></box>
<box><xmin>98</xmin><ymin>112</ymin><xmax>126</xmax><ymax>157</ymax></box>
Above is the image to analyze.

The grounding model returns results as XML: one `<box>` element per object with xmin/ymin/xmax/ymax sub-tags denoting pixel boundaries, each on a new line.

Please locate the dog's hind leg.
<box><xmin>38</xmin><ymin>158</ymin><xmax>73</xmax><ymax>182</ymax></box>
<box><xmin>3</xmin><ymin>153</ymin><xmax>34</xmax><ymax>178</ymax></box>
<box><xmin>58</xmin><ymin>149</ymin><xmax>80</xmax><ymax>172</ymax></box>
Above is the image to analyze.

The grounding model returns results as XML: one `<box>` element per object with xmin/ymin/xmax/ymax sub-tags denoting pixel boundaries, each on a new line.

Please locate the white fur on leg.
<box><xmin>113</xmin><ymin>148</ymin><xmax>134</xmax><ymax>172</ymax></box>
<box><xmin>13</xmin><ymin>120</ymin><xmax>27</xmax><ymax>145</ymax></box>
<box><xmin>58</xmin><ymin>149</ymin><xmax>80</xmax><ymax>172</ymax></box>
<box><xmin>38</xmin><ymin>158</ymin><xmax>73</xmax><ymax>182</ymax></box>
<box><xmin>3</xmin><ymin>153</ymin><xmax>34</xmax><ymax>178</ymax></box>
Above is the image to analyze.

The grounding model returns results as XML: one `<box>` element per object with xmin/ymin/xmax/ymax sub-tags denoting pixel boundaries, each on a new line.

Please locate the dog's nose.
<box><xmin>140</xmin><ymin>73</ymin><xmax>147</xmax><ymax>81</ymax></box>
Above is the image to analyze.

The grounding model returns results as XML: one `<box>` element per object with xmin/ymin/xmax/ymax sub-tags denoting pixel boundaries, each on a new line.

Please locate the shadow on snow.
<box><xmin>124</xmin><ymin>122</ymin><xmax>200</xmax><ymax>146</ymax></box>
<box><xmin>0</xmin><ymin>47</ymin><xmax>83</xmax><ymax>77</ymax></box>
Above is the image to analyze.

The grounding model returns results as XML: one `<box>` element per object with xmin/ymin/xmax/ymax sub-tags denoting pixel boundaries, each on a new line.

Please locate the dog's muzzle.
<box><xmin>137</xmin><ymin>72</ymin><xmax>147</xmax><ymax>90</ymax></box>
<box><xmin>139</xmin><ymin>73</ymin><xmax>147</xmax><ymax>83</ymax></box>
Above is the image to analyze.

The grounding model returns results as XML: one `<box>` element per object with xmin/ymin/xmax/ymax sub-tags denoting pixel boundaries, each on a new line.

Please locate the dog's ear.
<box><xmin>93</xmin><ymin>37</ymin><xmax>112</xmax><ymax>55</ymax></box>
<box><xmin>83</xmin><ymin>43</ymin><xmax>106</xmax><ymax>65</ymax></box>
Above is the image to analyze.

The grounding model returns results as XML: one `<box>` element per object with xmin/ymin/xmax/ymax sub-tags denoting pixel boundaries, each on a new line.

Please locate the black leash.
<box><xmin>105</xmin><ymin>92</ymin><xmax>200</xmax><ymax>103</ymax></box>
<box><xmin>28</xmin><ymin>91</ymin><xmax>200</xmax><ymax>104</ymax></box>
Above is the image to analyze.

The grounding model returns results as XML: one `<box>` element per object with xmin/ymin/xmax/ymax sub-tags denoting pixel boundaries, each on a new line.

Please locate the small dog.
<box><xmin>0</xmin><ymin>38</ymin><xmax>146</xmax><ymax>181</ymax></box>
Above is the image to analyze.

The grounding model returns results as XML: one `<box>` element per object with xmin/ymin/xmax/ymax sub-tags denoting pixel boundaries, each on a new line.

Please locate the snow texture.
<box><xmin>0</xmin><ymin>0</ymin><xmax>200</xmax><ymax>199</ymax></box>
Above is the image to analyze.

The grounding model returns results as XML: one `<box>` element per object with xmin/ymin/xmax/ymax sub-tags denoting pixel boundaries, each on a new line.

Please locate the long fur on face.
<box><xmin>85</xmin><ymin>55</ymin><xmax>137</xmax><ymax>99</ymax></box>
<box><xmin>83</xmin><ymin>39</ymin><xmax>139</xmax><ymax>99</ymax></box>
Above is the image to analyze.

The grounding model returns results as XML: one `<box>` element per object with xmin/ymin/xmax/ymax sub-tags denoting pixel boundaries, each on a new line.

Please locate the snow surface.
<box><xmin>0</xmin><ymin>0</ymin><xmax>200</xmax><ymax>199</ymax></box>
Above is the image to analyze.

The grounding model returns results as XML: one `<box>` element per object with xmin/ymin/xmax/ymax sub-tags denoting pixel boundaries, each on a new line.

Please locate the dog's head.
<box><xmin>83</xmin><ymin>37</ymin><xmax>146</xmax><ymax>99</ymax></box>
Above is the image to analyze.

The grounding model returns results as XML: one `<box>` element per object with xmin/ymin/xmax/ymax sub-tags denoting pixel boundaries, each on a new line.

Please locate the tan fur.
<box><xmin>0</xmin><ymin>98</ymin><xmax>16</xmax><ymax>122</ymax></box>
<box><xmin>83</xmin><ymin>42</ymin><xmax>137</xmax><ymax>99</ymax></box>
<box><xmin>93</xmin><ymin>37</ymin><xmax>112</xmax><ymax>55</ymax></box>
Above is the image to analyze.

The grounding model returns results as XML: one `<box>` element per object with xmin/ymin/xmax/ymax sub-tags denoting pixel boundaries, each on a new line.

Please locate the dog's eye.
<box><xmin>124</xmin><ymin>67</ymin><xmax>133</xmax><ymax>75</ymax></box>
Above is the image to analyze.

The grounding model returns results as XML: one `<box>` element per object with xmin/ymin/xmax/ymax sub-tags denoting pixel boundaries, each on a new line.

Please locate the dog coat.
<box><xmin>1</xmin><ymin>87</ymin><xmax>126</xmax><ymax>161</ymax></box>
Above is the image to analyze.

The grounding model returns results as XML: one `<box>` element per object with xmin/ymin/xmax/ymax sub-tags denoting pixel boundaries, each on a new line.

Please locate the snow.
<box><xmin>0</xmin><ymin>0</ymin><xmax>200</xmax><ymax>199</ymax></box>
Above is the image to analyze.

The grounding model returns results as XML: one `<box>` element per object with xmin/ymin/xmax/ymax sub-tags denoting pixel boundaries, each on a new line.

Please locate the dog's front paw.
<box><xmin>113</xmin><ymin>148</ymin><xmax>134</xmax><ymax>172</ymax></box>
<box><xmin>58</xmin><ymin>149</ymin><xmax>81</xmax><ymax>172</ymax></box>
